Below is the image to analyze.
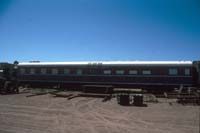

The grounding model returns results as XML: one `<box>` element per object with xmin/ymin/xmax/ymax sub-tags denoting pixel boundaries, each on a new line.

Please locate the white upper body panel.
<box><xmin>18</xmin><ymin>61</ymin><xmax>193</xmax><ymax>66</ymax></box>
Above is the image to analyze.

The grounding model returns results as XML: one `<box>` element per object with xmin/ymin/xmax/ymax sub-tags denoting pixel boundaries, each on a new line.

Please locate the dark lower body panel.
<box><xmin>18</xmin><ymin>75</ymin><xmax>194</xmax><ymax>92</ymax></box>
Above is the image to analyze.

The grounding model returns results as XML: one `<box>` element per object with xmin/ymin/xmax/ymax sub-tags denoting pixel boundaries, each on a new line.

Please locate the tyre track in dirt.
<box><xmin>73</xmin><ymin>98</ymin><xmax>133</xmax><ymax>133</ymax></box>
<box><xmin>84</xmin><ymin>99</ymin><xmax>166</xmax><ymax>133</ymax></box>
<box><xmin>0</xmin><ymin>94</ymin><xmax>199</xmax><ymax>133</ymax></box>
<box><xmin>0</xmin><ymin>96</ymin><xmax>71</xmax><ymax>133</ymax></box>
<box><xmin>0</xmin><ymin>104</ymin><xmax>56</xmax><ymax>133</ymax></box>
<box><xmin>70</xmin><ymin>97</ymin><xmax>102</xmax><ymax>133</ymax></box>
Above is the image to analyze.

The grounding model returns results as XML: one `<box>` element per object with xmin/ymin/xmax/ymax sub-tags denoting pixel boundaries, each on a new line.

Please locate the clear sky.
<box><xmin>0</xmin><ymin>0</ymin><xmax>200</xmax><ymax>63</ymax></box>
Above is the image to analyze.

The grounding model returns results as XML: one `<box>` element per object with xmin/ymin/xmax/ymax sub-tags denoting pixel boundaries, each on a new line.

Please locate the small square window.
<box><xmin>52</xmin><ymin>68</ymin><xmax>58</xmax><ymax>74</ymax></box>
<box><xmin>169</xmin><ymin>69</ymin><xmax>178</xmax><ymax>75</ymax></box>
<box><xmin>77</xmin><ymin>69</ymin><xmax>82</xmax><ymax>75</ymax></box>
<box><xmin>64</xmin><ymin>69</ymin><xmax>70</xmax><ymax>74</ymax></box>
<box><xmin>116</xmin><ymin>70</ymin><xmax>124</xmax><ymax>75</ymax></box>
<box><xmin>30</xmin><ymin>68</ymin><xmax>35</xmax><ymax>74</ymax></box>
<box><xmin>142</xmin><ymin>70</ymin><xmax>151</xmax><ymax>75</ymax></box>
<box><xmin>129</xmin><ymin>70</ymin><xmax>138</xmax><ymax>75</ymax></box>
<box><xmin>185</xmin><ymin>69</ymin><xmax>190</xmax><ymax>75</ymax></box>
<box><xmin>20</xmin><ymin>68</ymin><xmax>25</xmax><ymax>74</ymax></box>
<box><xmin>41</xmin><ymin>68</ymin><xmax>47</xmax><ymax>74</ymax></box>
<box><xmin>104</xmin><ymin>70</ymin><xmax>111</xmax><ymax>75</ymax></box>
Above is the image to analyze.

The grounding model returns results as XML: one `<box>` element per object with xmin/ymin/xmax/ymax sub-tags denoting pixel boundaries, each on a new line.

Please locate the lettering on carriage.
<box><xmin>88</xmin><ymin>62</ymin><xmax>102</xmax><ymax>65</ymax></box>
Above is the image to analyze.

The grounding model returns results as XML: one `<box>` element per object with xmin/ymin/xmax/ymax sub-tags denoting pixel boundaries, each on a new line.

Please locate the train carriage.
<box><xmin>17</xmin><ymin>61</ymin><xmax>195</xmax><ymax>91</ymax></box>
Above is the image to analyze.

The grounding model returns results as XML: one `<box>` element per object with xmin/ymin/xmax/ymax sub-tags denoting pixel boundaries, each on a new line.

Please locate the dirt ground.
<box><xmin>0</xmin><ymin>93</ymin><xmax>199</xmax><ymax>133</ymax></box>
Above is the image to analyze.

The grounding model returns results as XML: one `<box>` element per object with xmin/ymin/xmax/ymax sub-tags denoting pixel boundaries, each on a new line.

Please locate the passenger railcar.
<box><xmin>193</xmin><ymin>61</ymin><xmax>200</xmax><ymax>86</ymax></box>
<box><xmin>17</xmin><ymin>61</ymin><xmax>197</xmax><ymax>91</ymax></box>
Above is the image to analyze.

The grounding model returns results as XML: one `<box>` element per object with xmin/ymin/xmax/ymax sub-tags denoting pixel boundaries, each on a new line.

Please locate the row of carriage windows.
<box><xmin>20</xmin><ymin>68</ymin><xmax>191</xmax><ymax>76</ymax></box>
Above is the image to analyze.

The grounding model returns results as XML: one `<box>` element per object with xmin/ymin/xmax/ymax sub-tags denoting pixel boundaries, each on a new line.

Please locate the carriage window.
<box><xmin>52</xmin><ymin>68</ymin><xmax>58</xmax><ymax>74</ymax></box>
<box><xmin>185</xmin><ymin>69</ymin><xmax>190</xmax><ymax>75</ymax></box>
<box><xmin>20</xmin><ymin>68</ymin><xmax>25</xmax><ymax>74</ymax></box>
<box><xmin>116</xmin><ymin>70</ymin><xmax>124</xmax><ymax>75</ymax></box>
<box><xmin>76</xmin><ymin>69</ymin><xmax>82</xmax><ymax>75</ymax></box>
<box><xmin>169</xmin><ymin>69</ymin><xmax>178</xmax><ymax>75</ymax></box>
<box><xmin>104</xmin><ymin>70</ymin><xmax>111</xmax><ymax>75</ymax></box>
<box><xmin>129</xmin><ymin>70</ymin><xmax>138</xmax><ymax>75</ymax></box>
<box><xmin>30</xmin><ymin>68</ymin><xmax>35</xmax><ymax>74</ymax></box>
<box><xmin>142</xmin><ymin>70</ymin><xmax>151</xmax><ymax>75</ymax></box>
<box><xmin>41</xmin><ymin>68</ymin><xmax>47</xmax><ymax>74</ymax></box>
<box><xmin>64</xmin><ymin>69</ymin><xmax>70</xmax><ymax>74</ymax></box>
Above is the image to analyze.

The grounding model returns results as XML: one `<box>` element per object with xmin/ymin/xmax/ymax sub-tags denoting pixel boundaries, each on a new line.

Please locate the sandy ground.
<box><xmin>0</xmin><ymin>93</ymin><xmax>199</xmax><ymax>133</ymax></box>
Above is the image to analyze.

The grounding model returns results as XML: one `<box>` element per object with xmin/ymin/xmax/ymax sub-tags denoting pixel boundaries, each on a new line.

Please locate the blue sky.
<box><xmin>0</xmin><ymin>0</ymin><xmax>200</xmax><ymax>63</ymax></box>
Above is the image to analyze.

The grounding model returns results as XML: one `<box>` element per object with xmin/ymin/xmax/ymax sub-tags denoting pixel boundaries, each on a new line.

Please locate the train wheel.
<box><xmin>14</xmin><ymin>86</ymin><xmax>19</xmax><ymax>94</ymax></box>
<box><xmin>4</xmin><ymin>81</ymin><xmax>11</xmax><ymax>94</ymax></box>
